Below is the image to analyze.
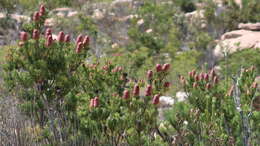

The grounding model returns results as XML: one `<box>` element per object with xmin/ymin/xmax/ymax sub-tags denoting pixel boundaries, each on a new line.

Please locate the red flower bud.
<box><xmin>102</xmin><ymin>65</ymin><xmax>109</xmax><ymax>71</ymax></box>
<box><xmin>83</xmin><ymin>35</ymin><xmax>90</xmax><ymax>46</ymax></box>
<box><xmin>203</xmin><ymin>73</ymin><xmax>209</xmax><ymax>81</ymax></box>
<box><xmin>193</xmin><ymin>82</ymin><xmax>198</xmax><ymax>88</ymax></box>
<box><xmin>45</xmin><ymin>28</ymin><xmax>52</xmax><ymax>38</ymax></box>
<box><xmin>164</xmin><ymin>82</ymin><xmax>170</xmax><ymax>88</ymax></box>
<box><xmin>39</xmin><ymin>11</ymin><xmax>43</xmax><ymax>17</ymax></box>
<box><xmin>57</xmin><ymin>31</ymin><xmax>65</xmax><ymax>42</ymax></box>
<box><xmin>39</xmin><ymin>4</ymin><xmax>45</xmax><ymax>15</ymax></box>
<box><xmin>76</xmin><ymin>42</ymin><xmax>83</xmax><ymax>53</ymax></box>
<box><xmin>206</xmin><ymin>83</ymin><xmax>211</xmax><ymax>90</ymax></box>
<box><xmin>139</xmin><ymin>79</ymin><xmax>145</xmax><ymax>84</ymax></box>
<box><xmin>112</xmin><ymin>68</ymin><xmax>117</xmax><ymax>73</ymax></box>
<box><xmin>199</xmin><ymin>72</ymin><xmax>204</xmax><ymax>81</ymax></box>
<box><xmin>93</xmin><ymin>96</ymin><xmax>99</xmax><ymax>107</ymax></box>
<box><xmin>145</xmin><ymin>84</ymin><xmax>152</xmax><ymax>96</ymax></box>
<box><xmin>117</xmin><ymin>66</ymin><xmax>123</xmax><ymax>72</ymax></box>
<box><xmin>89</xmin><ymin>99</ymin><xmax>94</xmax><ymax>108</ymax></box>
<box><xmin>188</xmin><ymin>71</ymin><xmax>193</xmax><ymax>78</ymax></box>
<box><xmin>64</xmin><ymin>34</ymin><xmax>70</xmax><ymax>42</ymax></box>
<box><xmin>32</xmin><ymin>29</ymin><xmax>40</xmax><ymax>40</ymax></box>
<box><xmin>33</xmin><ymin>11</ymin><xmax>40</xmax><ymax>21</ymax></box>
<box><xmin>156</xmin><ymin>64</ymin><xmax>162</xmax><ymax>72</ymax></box>
<box><xmin>162</xmin><ymin>63</ymin><xmax>170</xmax><ymax>72</ymax></box>
<box><xmin>195</xmin><ymin>74</ymin><xmax>200</xmax><ymax>82</ymax></box>
<box><xmin>123</xmin><ymin>89</ymin><xmax>130</xmax><ymax>99</ymax></box>
<box><xmin>76</xmin><ymin>34</ymin><xmax>83</xmax><ymax>44</ymax></box>
<box><xmin>152</xmin><ymin>94</ymin><xmax>160</xmax><ymax>105</ymax></box>
<box><xmin>147</xmin><ymin>70</ymin><xmax>153</xmax><ymax>79</ymax></box>
<box><xmin>45</xmin><ymin>35</ymin><xmax>53</xmax><ymax>47</ymax></box>
<box><xmin>133</xmin><ymin>84</ymin><xmax>140</xmax><ymax>96</ymax></box>
<box><xmin>20</xmin><ymin>31</ymin><xmax>28</xmax><ymax>41</ymax></box>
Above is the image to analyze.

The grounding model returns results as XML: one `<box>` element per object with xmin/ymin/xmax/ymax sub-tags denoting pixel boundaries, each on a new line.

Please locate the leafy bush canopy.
<box><xmin>3</xmin><ymin>5</ymin><xmax>172</xmax><ymax>145</ymax></box>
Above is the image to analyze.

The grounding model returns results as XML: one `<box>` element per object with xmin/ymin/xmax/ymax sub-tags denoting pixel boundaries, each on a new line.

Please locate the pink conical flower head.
<box><xmin>133</xmin><ymin>84</ymin><xmax>140</xmax><ymax>96</ymax></box>
<box><xmin>162</xmin><ymin>63</ymin><xmax>170</xmax><ymax>72</ymax></box>
<box><xmin>45</xmin><ymin>28</ymin><xmax>52</xmax><ymax>38</ymax></box>
<box><xmin>89</xmin><ymin>99</ymin><xmax>94</xmax><ymax>108</ymax></box>
<box><xmin>20</xmin><ymin>31</ymin><xmax>28</xmax><ymax>41</ymax></box>
<box><xmin>195</xmin><ymin>74</ymin><xmax>200</xmax><ymax>81</ymax></box>
<box><xmin>156</xmin><ymin>64</ymin><xmax>162</xmax><ymax>72</ymax></box>
<box><xmin>33</xmin><ymin>11</ymin><xmax>40</xmax><ymax>21</ymax></box>
<box><xmin>164</xmin><ymin>82</ymin><xmax>170</xmax><ymax>88</ymax></box>
<box><xmin>76</xmin><ymin>42</ymin><xmax>83</xmax><ymax>53</ymax></box>
<box><xmin>152</xmin><ymin>94</ymin><xmax>160</xmax><ymax>105</ymax></box>
<box><xmin>45</xmin><ymin>35</ymin><xmax>53</xmax><ymax>47</ymax></box>
<box><xmin>83</xmin><ymin>35</ymin><xmax>90</xmax><ymax>46</ymax></box>
<box><xmin>64</xmin><ymin>34</ymin><xmax>70</xmax><ymax>43</ymax></box>
<box><xmin>32</xmin><ymin>29</ymin><xmax>40</xmax><ymax>40</ymax></box>
<box><xmin>123</xmin><ymin>90</ymin><xmax>130</xmax><ymax>99</ymax></box>
<box><xmin>145</xmin><ymin>84</ymin><xmax>152</xmax><ymax>96</ymax></box>
<box><xmin>57</xmin><ymin>31</ymin><xmax>65</xmax><ymax>42</ymax></box>
<box><xmin>76</xmin><ymin>34</ymin><xmax>83</xmax><ymax>44</ymax></box>
<box><xmin>93</xmin><ymin>97</ymin><xmax>99</xmax><ymax>107</ymax></box>
<box><xmin>39</xmin><ymin>4</ymin><xmax>45</xmax><ymax>15</ymax></box>
<box><xmin>147</xmin><ymin>70</ymin><xmax>153</xmax><ymax>79</ymax></box>
<box><xmin>203</xmin><ymin>73</ymin><xmax>209</xmax><ymax>81</ymax></box>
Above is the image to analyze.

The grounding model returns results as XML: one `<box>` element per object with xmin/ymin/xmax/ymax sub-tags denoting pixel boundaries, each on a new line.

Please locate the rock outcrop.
<box><xmin>92</xmin><ymin>9</ymin><xmax>105</xmax><ymax>20</ymax></box>
<box><xmin>213</xmin><ymin>23</ymin><xmax>260</xmax><ymax>58</ymax></box>
<box><xmin>238</xmin><ymin>23</ymin><xmax>260</xmax><ymax>31</ymax></box>
<box><xmin>51</xmin><ymin>7</ymin><xmax>78</xmax><ymax>17</ymax></box>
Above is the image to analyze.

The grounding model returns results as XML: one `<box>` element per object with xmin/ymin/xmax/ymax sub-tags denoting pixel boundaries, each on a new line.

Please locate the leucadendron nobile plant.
<box><xmin>75</xmin><ymin>63</ymin><xmax>171</xmax><ymax>145</ymax></box>
<box><xmin>3</xmin><ymin>4</ymin><xmax>173</xmax><ymax>145</ymax></box>
<box><xmin>3</xmin><ymin>4</ymin><xmax>91</xmax><ymax>144</ymax></box>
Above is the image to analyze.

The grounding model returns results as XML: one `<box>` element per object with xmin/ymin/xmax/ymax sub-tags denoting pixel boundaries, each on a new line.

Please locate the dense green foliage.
<box><xmin>219</xmin><ymin>49</ymin><xmax>260</xmax><ymax>76</ymax></box>
<box><xmin>164</xmin><ymin>68</ymin><xmax>260</xmax><ymax>145</ymax></box>
<box><xmin>3</xmin><ymin>5</ymin><xmax>172</xmax><ymax>145</ymax></box>
<box><xmin>204</xmin><ymin>0</ymin><xmax>260</xmax><ymax>31</ymax></box>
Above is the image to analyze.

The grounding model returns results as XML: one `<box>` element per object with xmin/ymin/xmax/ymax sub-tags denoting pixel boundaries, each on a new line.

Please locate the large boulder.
<box><xmin>51</xmin><ymin>7</ymin><xmax>78</xmax><ymax>18</ymax></box>
<box><xmin>112</xmin><ymin>0</ymin><xmax>132</xmax><ymax>7</ymax></box>
<box><xmin>185</xmin><ymin>9</ymin><xmax>205</xmax><ymax>20</ymax></box>
<box><xmin>92</xmin><ymin>9</ymin><xmax>105</xmax><ymax>20</ymax></box>
<box><xmin>10</xmin><ymin>14</ymin><xmax>30</xmax><ymax>23</ymax></box>
<box><xmin>0</xmin><ymin>12</ymin><xmax>5</xmax><ymax>19</ymax></box>
<box><xmin>213</xmin><ymin>0</ymin><xmax>242</xmax><ymax>8</ymax></box>
<box><xmin>185</xmin><ymin>10</ymin><xmax>207</xmax><ymax>29</ymax></box>
<box><xmin>158</xmin><ymin>93</ymin><xmax>188</xmax><ymax>120</ymax></box>
<box><xmin>159</xmin><ymin>96</ymin><xmax>175</xmax><ymax>108</ymax></box>
<box><xmin>213</xmin><ymin>29</ymin><xmax>260</xmax><ymax>58</ymax></box>
<box><xmin>238</xmin><ymin>23</ymin><xmax>260</xmax><ymax>31</ymax></box>
<box><xmin>44</xmin><ymin>18</ymin><xmax>56</xmax><ymax>27</ymax></box>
